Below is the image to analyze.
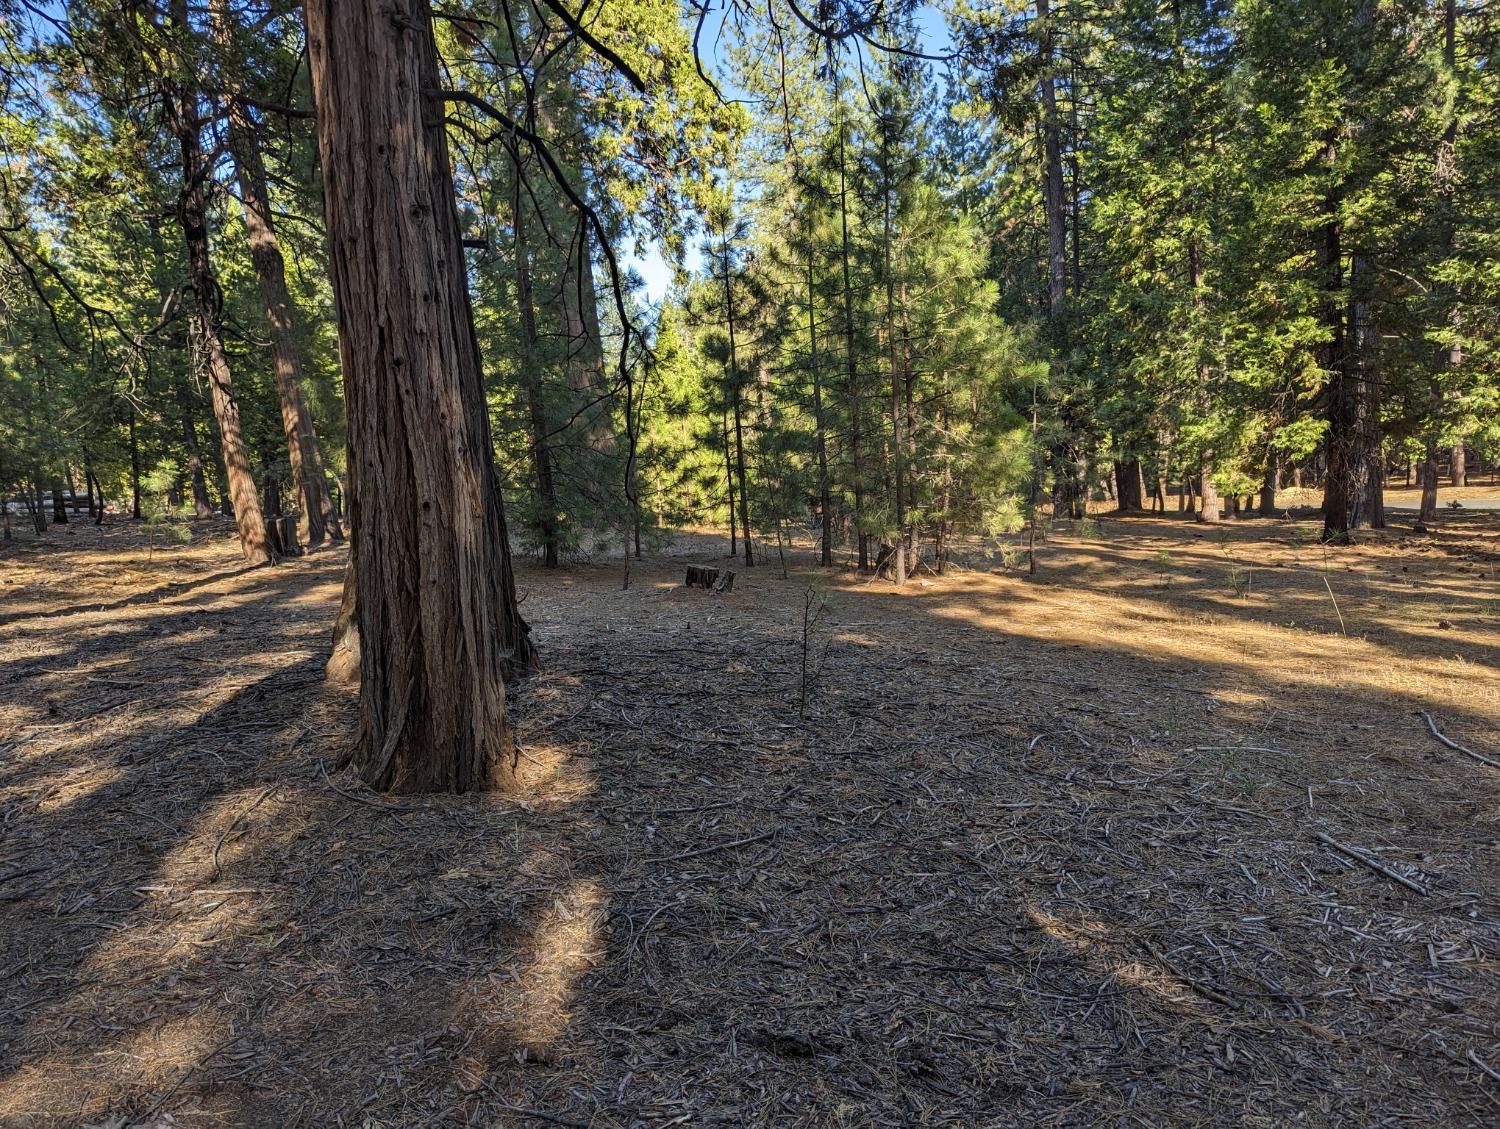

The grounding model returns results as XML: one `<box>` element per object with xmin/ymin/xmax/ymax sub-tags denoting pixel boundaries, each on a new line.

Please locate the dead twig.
<box><xmin>1316</xmin><ymin>831</ymin><xmax>1429</xmax><ymax>896</ymax></box>
<box><xmin>210</xmin><ymin>784</ymin><xmax>278</xmax><ymax>881</ymax></box>
<box><xmin>1420</xmin><ymin>711</ymin><xmax>1500</xmax><ymax>769</ymax></box>
<box><xmin>1469</xmin><ymin>1048</ymin><xmax>1500</xmax><ymax>1085</ymax></box>
<box><xmin>316</xmin><ymin>758</ymin><xmax>419</xmax><ymax>813</ymax></box>
<box><xmin>644</xmin><ymin>829</ymin><xmax>776</xmax><ymax>864</ymax></box>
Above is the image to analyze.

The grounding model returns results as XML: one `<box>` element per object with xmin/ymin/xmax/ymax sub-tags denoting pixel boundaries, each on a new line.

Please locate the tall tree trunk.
<box><xmin>1037</xmin><ymin>0</ymin><xmax>1074</xmax><ymax>521</ymax></box>
<box><xmin>807</xmin><ymin>243</ymin><xmax>832</xmax><ymax>567</ymax></box>
<box><xmin>1037</xmin><ymin>0</ymin><xmax>1067</xmax><ymax>324</ymax></box>
<box><xmin>1184</xmin><ymin>235</ymin><xmax>1220</xmax><ymax>525</ymax></box>
<box><xmin>722</xmin><ymin>410</ymin><xmax>737</xmax><ymax>556</ymax></box>
<box><xmin>1348</xmin><ymin>253</ymin><xmax>1384</xmax><ymax>528</ymax></box>
<box><xmin>720</xmin><ymin>231</ymin><xmax>753</xmax><ymax>567</ymax></box>
<box><xmin>881</xmin><ymin>120</ymin><xmax>905</xmax><ymax>586</ymax></box>
<box><xmin>128</xmin><ymin>408</ymin><xmax>143</xmax><ymax>520</ymax></box>
<box><xmin>1318</xmin><ymin>147</ymin><xmax>1353</xmax><ymax>545</ymax></box>
<box><xmin>304</xmin><ymin>0</ymin><xmax>535</xmax><ymax>792</ymax></box>
<box><xmin>837</xmin><ymin>112</ymin><xmax>867</xmax><ymax>570</ymax></box>
<box><xmin>513</xmin><ymin>160</ymin><xmax>561</xmax><ymax>568</ymax></box>
<box><xmin>225</xmin><ymin>98</ymin><xmax>342</xmax><ymax>548</ymax></box>
<box><xmin>1450</xmin><ymin>442</ymin><xmax>1466</xmax><ymax>487</ymax></box>
<box><xmin>1424</xmin><ymin>0</ymin><xmax>1459</xmax><ymax>525</ymax></box>
<box><xmin>161</xmin><ymin>4</ymin><xmax>272</xmax><ymax>564</ymax></box>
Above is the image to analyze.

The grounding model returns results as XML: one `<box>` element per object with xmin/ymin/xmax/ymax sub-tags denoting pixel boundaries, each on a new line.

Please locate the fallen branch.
<box><xmin>211</xmin><ymin>784</ymin><xmax>278</xmax><ymax>881</ymax></box>
<box><xmin>1420</xmin><ymin>711</ymin><xmax>1500</xmax><ymax>769</ymax></box>
<box><xmin>1469</xmin><ymin>1048</ymin><xmax>1500</xmax><ymax>1086</ymax></box>
<box><xmin>1315</xmin><ymin>831</ymin><xmax>1428</xmax><ymax>897</ymax></box>
<box><xmin>317</xmin><ymin>759</ymin><xmax>419</xmax><ymax>813</ymax></box>
<box><xmin>645</xmin><ymin>829</ymin><xmax>776</xmax><ymax>864</ymax></box>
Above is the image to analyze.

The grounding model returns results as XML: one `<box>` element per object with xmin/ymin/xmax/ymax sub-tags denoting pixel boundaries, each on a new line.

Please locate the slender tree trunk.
<box><xmin>513</xmin><ymin>160</ymin><xmax>561</xmax><ymax>568</ymax></box>
<box><xmin>161</xmin><ymin>5</ymin><xmax>272</xmax><ymax>563</ymax></box>
<box><xmin>1450</xmin><ymin>442</ymin><xmax>1466</xmax><ymax>487</ymax></box>
<box><xmin>128</xmin><ymin>409</ymin><xmax>143</xmax><ymax>520</ymax></box>
<box><xmin>304</xmin><ymin>0</ymin><xmax>534</xmax><ymax>792</ymax></box>
<box><xmin>807</xmin><ymin>245</ymin><xmax>832</xmax><ymax>567</ymax></box>
<box><xmin>901</xmin><ymin>277</ymin><xmax>919</xmax><ymax>550</ymax></box>
<box><xmin>837</xmin><ymin>112</ymin><xmax>867</xmax><ymax>570</ymax></box>
<box><xmin>881</xmin><ymin>121</ymin><xmax>905</xmax><ymax>587</ymax></box>
<box><xmin>722</xmin><ymin>411</ymin><xmax>737</xmax><ymax>556</ymax></box>
<box><xmin>225</xmin><ymin>98</ymin><xmax>341</xmax><ymax>547</ymax></box>
<box><xmin>1037</xmin><ymin>0</ymin><xmax>1075</xmax><ymax>521</ymax></box>
<box><xmin>25</xmin><ymin>480</ymin><xmax>46</xmax><ymax>536</ymax></box>
<box><xmin>1435</xmin><ymin>0</ymin><xmax>1462</xmax><ymax>503</ymax></box>
<box><xmin>84</xmin><ymin>448</ymin><xmax>105</xmax><ymax>523</ymax></box>
<box><xmin>1347</xmin><ymin>253</ymin><xmax>1384</xmax><ymax>529</ymax></box>
<box><xmin>82</xmin><ymin>448</ymin><xmax>97</xmax><ymax>519</ymax></box>
<box><xmin>1183</xmin><ymin>236</ymin><xmax>1220</xmax><ymax>525</ymax></box>
<box><xmin>1318</xmin><ymin>146</ymin><xmax>1353</xmax><ymax>544</ymax></box>
<box><xmin>720</xmin><ymin>232</ymin><xmax>752</xmax><ymax>567</ymax></box>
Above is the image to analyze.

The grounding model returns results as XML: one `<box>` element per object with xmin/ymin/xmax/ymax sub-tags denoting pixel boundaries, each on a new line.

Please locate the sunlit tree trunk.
<box><xmin>226</xmin><ymin>98</ymin><xmax>342</xmax><ymax>548</ymax></box>
<box><xmin>1419</xmin><ymin>433</ymin><xmax>1440</xmax><ymax>522</ymax></box>
<box><xmin>161</xmin><ymin>0</ymin><xmax>272</xmax><ymax>564</ymax></box>
<box><xmin>881</xmin><ymin>118</ymin><xmax>905</xmax><ymax>586</ymax></box>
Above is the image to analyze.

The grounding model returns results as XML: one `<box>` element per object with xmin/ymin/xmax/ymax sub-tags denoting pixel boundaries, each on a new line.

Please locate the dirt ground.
<box><xmin>2</xmin><ymin>505</ymin><xmax>1498</xmax><ymax>1127</ymax></box>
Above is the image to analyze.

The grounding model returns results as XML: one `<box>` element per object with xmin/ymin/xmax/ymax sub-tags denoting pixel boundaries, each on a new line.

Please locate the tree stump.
<box><xmin>686</xmin><ymin>565</ymin><xmax>719</xmax><ymax>589</ymax></box>
<box><xmin>686</xmin><ymin>565</ymin><xmax>735</xmax><ymax>593</ymax></box>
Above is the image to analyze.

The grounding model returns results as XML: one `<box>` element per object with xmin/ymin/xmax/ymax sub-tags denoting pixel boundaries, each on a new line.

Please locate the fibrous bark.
<box><xmin>305</xmin><ymin>0</ymin><xmax>534</xmax><ymax>792</ymax></box>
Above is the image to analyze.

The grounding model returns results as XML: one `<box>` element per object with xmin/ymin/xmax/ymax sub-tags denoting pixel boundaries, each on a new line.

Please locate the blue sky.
<box><xmin>623</xmin><ymin>2</ymin><xmax>954</xmax><ymax>305</ymax></box>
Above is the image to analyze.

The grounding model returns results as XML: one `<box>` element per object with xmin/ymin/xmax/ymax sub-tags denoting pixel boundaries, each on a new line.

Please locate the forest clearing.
<box><xmin>5</xmin><ymin>0</ymin><xmax>1500</xmax><ymax>1124</ymax></box>
<box><xmin>3</xmin><ymin>509</ymin><xmax>1498</xmax><ymax>1126</ymax></box>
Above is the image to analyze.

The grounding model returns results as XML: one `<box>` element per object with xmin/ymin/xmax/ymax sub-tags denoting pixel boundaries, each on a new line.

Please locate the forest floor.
<box><xmin>2</xmin><ymin>505</ymin><xmax>1499</xmax><ymax>1127</ymax></box>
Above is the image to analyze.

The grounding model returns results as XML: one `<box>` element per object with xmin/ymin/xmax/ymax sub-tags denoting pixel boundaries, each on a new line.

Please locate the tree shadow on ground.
<box><xmin>1</xmin><ymin>529</ymin><xmax>1497</xmax><ymax>1126</ymax></box>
